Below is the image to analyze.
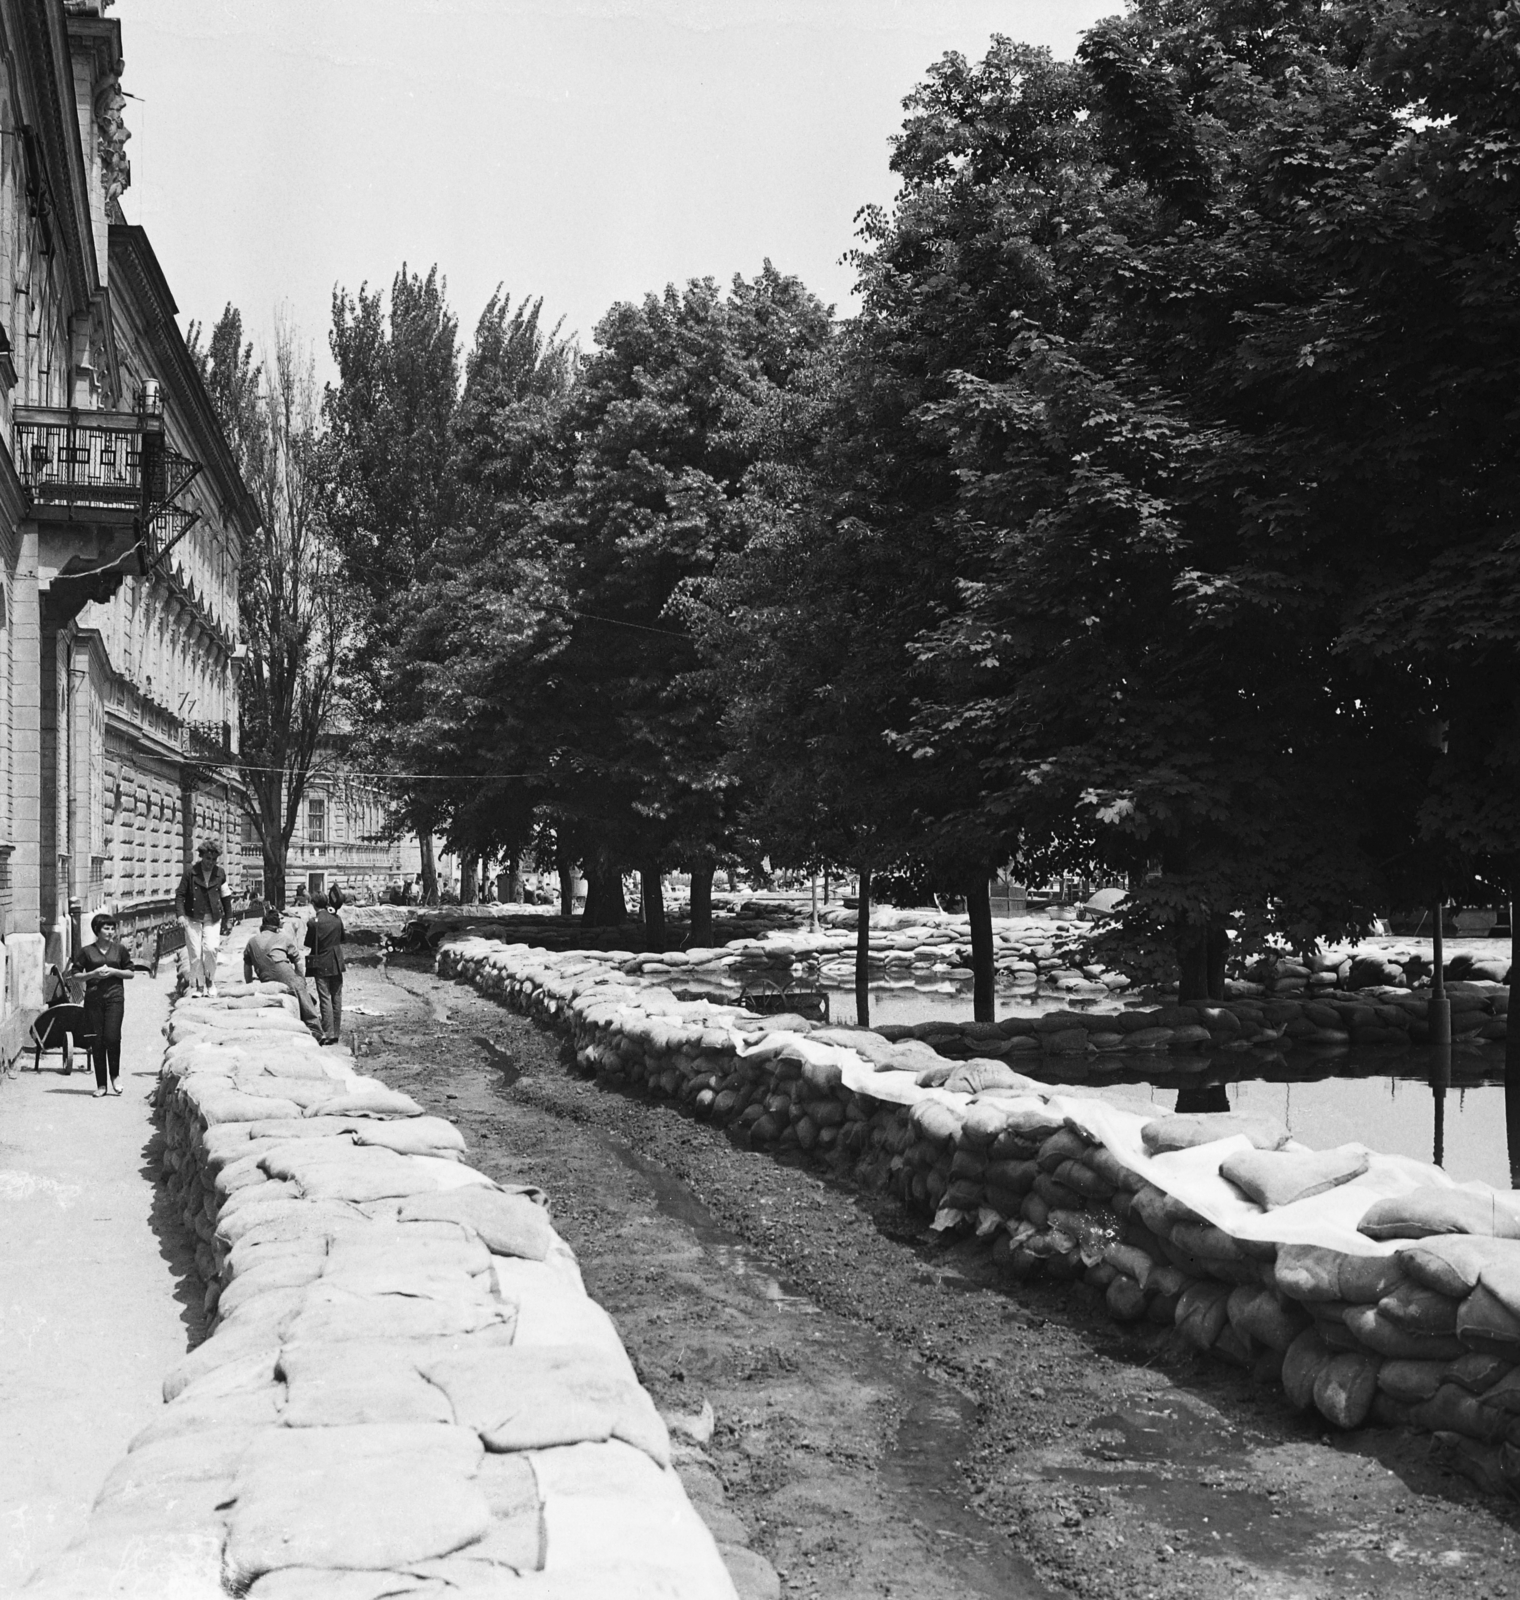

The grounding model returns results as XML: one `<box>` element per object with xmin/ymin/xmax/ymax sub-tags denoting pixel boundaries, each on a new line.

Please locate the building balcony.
<box><xmin>181</xmin><ymin>719</ymin><xmax>231</xmax><ymax>763</ymax></box>
<box><xmin>15</xmin><ymin>401</ymin><xmax>202</xmax><ymax>572</ymax></box>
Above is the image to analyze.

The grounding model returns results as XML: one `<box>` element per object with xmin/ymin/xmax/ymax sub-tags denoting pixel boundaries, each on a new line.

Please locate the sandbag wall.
<box><xmin>440</xmin><ymin>937</ymin><xmax>1520</xmax><ymax>1499</ymax></box>
<box><xmin>24</xmin><ymin>981</ymin><xmax>752</xmax><ymax>1600</ymax></box>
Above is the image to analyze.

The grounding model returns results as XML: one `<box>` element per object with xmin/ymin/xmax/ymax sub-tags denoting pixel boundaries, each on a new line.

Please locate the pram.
<box><xmin>28</xmin><ymin>965</ymin><xmax>92</xmax><ymax>1074</ymax></box>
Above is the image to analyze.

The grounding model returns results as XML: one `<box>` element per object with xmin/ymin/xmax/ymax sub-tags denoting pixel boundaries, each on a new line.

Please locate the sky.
<box><xmin>115</xmin><ymin>0</ymin><xmax>1117</xmax><ymax>365</ymax></box>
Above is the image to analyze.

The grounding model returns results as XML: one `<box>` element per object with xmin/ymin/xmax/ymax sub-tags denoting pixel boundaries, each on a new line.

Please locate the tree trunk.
<box><xmin>261</xmin><ymin>837</ymin><xmax>287</xmax><ymax>911</ymax></box>
<box><xmin>1205</xmin><ymin>918</ymin><xmax>1229</xmax><ymax>1002</ymax></box>
<box><xmin>689</xmin><ymin>859</ymin><xmax>714</xmax><ymax>948</ymax></box>
<box><xmin>1507</xmin><ymin>872</ymin><xmax>1519</xmax><ymax>1187</ymax></box>
<box><xmin>641</xmin><ymin>863</ymin><xmax>665</xmax><ymax>951</ymax></box>
<box><xmin>461</xmin><ymin>855</ymin><xmax>478</xmax><ymax>904</ymax></box>
<box><xmin>582</xmin><ymin>854</ymin><xmax>626</xmax><ymax>928</ymax></box>
<box><xmin>855</xmin><ymin>865</ymin><xmax>872</xmax><ymax>1029</ymax></box>
<box><xmin>1176</xmin><ymin>922</ymin><xmax>1209</xmax><ymax>1002</ymax></box>
<box><xmin>556</xmin><ymin>836</ymin><xmax>574</xmax><ymax>917</ymax></box>
<box><xmin>967</xmin><ymin>873</ymin><xmax>996</xmax><ymax>1023</ymax></box>
<box><xmin>505</xmin><ymin>851</ymin><xmax>522</xmax><ymax>903</ymax></box>
<box><xmin>418</xmin><ymin>833</ymin><xmax>438</xmax><ymax>905</ymax></box>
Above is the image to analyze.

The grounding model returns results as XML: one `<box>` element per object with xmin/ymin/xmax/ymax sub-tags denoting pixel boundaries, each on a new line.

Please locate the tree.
<box><xmin>533</xmin><ymin>265</ymin><xmax>834</xmax><ymax>941</ymax></box>
<box><xmin>325</xmin><ymin>266</ymin><xmax>461</xmax><ymax>897</ymax></box>
<box><xmin>189</xmin><ymin>307</ymin><xmax>347</xmax><ymax>907</ymax></box>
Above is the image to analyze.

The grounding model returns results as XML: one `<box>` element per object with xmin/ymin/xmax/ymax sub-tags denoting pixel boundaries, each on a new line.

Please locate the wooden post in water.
<box><xmin>1429</xmin><ymin>899</ymin><xmax>1451</xmax><ymax>1046</ymax></box>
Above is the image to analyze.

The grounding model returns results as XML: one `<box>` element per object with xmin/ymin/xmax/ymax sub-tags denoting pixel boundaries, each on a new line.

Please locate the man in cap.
<box><xmin>175</xmin><ymin>840</ymin><xmax>233</xmax><ymax>998</ymax></box>
<box><xmin>244</xmin><ymin>907</ymin><xmax>322</xmax><ymax>1038</ymax></box>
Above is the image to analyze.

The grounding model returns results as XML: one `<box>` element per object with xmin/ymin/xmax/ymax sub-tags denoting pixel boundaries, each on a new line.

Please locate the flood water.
<box><xmin>673</xmin><ymin>967</ymin><xmax>1518</xmax><ymax>1192</ymax></box>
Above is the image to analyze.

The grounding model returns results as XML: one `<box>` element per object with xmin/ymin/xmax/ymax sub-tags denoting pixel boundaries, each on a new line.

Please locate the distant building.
<box><xmin>0</xmin><ymin>0</ymin><xmax>251</xmax><ymax>1042</ymax></box>
<box><xmin>240</xmin><ymin>757</ymin><xmax>422</xmax><ymax>904</ymax></box>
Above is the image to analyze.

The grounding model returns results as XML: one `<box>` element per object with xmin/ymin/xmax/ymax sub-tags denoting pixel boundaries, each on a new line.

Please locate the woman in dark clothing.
<box><xmin>70</xmin><ymin>912</ymin><xmax>138</xmax><ymax>1097</ymax></box>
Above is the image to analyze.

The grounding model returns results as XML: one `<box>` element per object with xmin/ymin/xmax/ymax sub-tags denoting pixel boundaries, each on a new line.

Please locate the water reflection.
<box><xmin>1429</xmin><ymin>1047</ymin><xmax>1451</xmax><ymax>1170</ymax></box>
<box><xmin>1509</xmin><ymin>1058</ymin><xmax>1520</xmax><ymax>1188</ymax></box>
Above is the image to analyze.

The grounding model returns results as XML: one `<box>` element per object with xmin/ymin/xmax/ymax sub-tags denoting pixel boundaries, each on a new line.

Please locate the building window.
<box><xmin>307</xmin><ymin>797</ymin><xmax>326</xmax><ymax>844</ymax></box>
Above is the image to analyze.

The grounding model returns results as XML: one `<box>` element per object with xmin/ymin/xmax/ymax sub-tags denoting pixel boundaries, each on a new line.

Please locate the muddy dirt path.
<box><xmin>345</xmin><ymin>955</ymin><xmax>1520</xmax><ymax>1600</ymax></box>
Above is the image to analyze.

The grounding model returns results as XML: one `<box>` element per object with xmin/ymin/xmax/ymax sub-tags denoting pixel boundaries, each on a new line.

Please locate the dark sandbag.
<box><xmin>1313</xmin><ymin>1352</ymin><xmax>1380</xmax><ymax>1429</ymax></box>
<box><xmin>1343</xmin><ymin>1305</ymin><xmax>1465</xmax><ymax>1361</ymax></box>
<box><xmin>1228</xmin><ymin>1285</ymin><xmax>1311</xmax><ymax>1353</ymax></box>
<box><xmin>1377</xmin><ymin>1281</ymin><xmax>1460</xmax><ymax>1335</ymax></box>
<box><xmin>1106</xmin><ymin>1275</ymin><xmax>1149</xmax><ymax>1322</ymax></box>
<box><xmin>1221</xmin><ymin>1146</ymin><xmax>1369</xmax><ymax>1210</ymax></box>
<box><xmin>1275</xmin><ymin>1245</ymin><xmax>1349</xmax><ymax>1304</ymax></box>
<box><xmin>1398</xmin><ymin>1234</ymin><xmax>1520</xmax><ymax>1297</ymax></box>
<box><xmin>1475</xmin><ymin>1368</ymin><xmax>1520</xmax><ymax>1415</ymax></box>
<box><xmin>1338</xmin><ymin>1253</ymin><xmax>1406</xmax><ymax>1305</ymax></box>
<box><xmin>1447</xmin><ymin>1352</ymin><xmax>1512</xmax><ymax>1394</ymax></box>
<box><xmin>1175</xmin><ymin>1281</ymin><xmax>1232</xmax><ymax>1351</ymax></box>
<box><xmin>1358</xmin><ymin>1185</ymin><xmax>1520</xmax><ymax>1242</ymax></box>
<box><xmin>1411</xmin><ymin>1383</ymin><xmax>1509</xmax><ymax>1443</ymax></box>
<box><xmin>1282</xmin><ymin>1329</ymin><xmax>1333</xmax><ymax>1410</ymax></box>
<box><xmin>1456</xmin><ymin>1283</ymin><xmax>1520</xmax><ymax>1356</ymax></box>
<box><xmin>1141</xmin><ymin>1113</ymin><xmax>1290</xmax><ymax>1156</ymax></box>
<box><xmin>1376</xmin><ymin>1359</ymin><xmax>1449</xmax><ymax>1404</ymax></box>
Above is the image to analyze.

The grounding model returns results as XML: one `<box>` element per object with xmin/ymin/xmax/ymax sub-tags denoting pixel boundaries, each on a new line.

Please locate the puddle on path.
<box><xmin>595</xmin><ymin>1132</ymin><xmax>1055</xmax><ymax>1599</ymax></box>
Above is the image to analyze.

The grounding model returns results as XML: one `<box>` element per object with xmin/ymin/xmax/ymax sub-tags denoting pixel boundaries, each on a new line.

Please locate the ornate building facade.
<box><xmin>0</xmin><ymin>0</ymin><xmax>250</xmax><ymax>1040</ymax></box>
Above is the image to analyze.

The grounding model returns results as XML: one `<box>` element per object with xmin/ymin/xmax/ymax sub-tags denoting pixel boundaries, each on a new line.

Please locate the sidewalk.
<box><xmin>0</xmin><ymin>930</ymin><xmax>245</xmax><ymax>1592</ymax></box>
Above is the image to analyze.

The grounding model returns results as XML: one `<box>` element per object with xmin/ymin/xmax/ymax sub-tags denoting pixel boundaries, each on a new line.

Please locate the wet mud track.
<box><xmin>346</xmin><ymin>955</ymin><xmax>1520</xmax><ymax>1600</ymax></box>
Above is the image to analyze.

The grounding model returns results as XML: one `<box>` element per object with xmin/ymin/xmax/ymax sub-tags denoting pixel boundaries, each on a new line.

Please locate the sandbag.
<box><xmin>281</xmin><ymin>1286</ymin><xmax>514</xmax><ymax>1345</ymax></box>
<box><xmin>397</xmin><ymin>1188</ymin><xmax>557</xmax><ymax>1261</ymax></box>
<box><xmin>1343</xmin><ymin>1305</ymin><xmax>1464</xmax><ymax>1361</ymax></box>
<box><xmin>1228</xmin><ymin>1285</ymin><xmax>1311</xmax><ymax>1353</ymax></box>
<box><xmin>1282</xmin><ymin>1329</ymin><xmax>1333</xmax><ymax>1410</ymax></box>
<box><xmin>418</xmin><ymin>1343</ymin><xmax>669</xmax><ymax>1465</ymax></box>
<box><xmin>1141</xmin><ymin>1113</ymin><xmax>1290</xmax><ymax>1155</ymax></box>
<box><xmin>1375</xmin><ymin>1359</ymin><xmax>1448</xmax><ymax>1404</ymax></box>
<box><xmin>1397</xmin><ymin>1234</ymin><xmax>1520</xmax><ymax>1300</ymax></box>
<box><xmin>1377</xmin><ymin>1281</ymin><xmax>1459</xmax><ymax>1335</ymax></box>
<box><xmin>1221</xmin><ymin>1146</ymin><xmax>1369</xmax><ymax>1210</ymax></box>
<box><xmin>1338</xmin><ymin>1253</ymin><xmax>1406</xmax><ymax>1305</ymax></box>
<box><xmin>1275</xmin><ymin>1244</ymin><xmax>1347</xmax><ymax>1303</ymax></box>
<box><xmin>276</xmin><ymin>1341</ymin><xmax>454</xmax><ymax>1428</ymax></box>
<box><xmin>350</xmin><ymin>1117</ymin><xmax>467</xmax><ymax>1157</ymax></box>
<box><xmin>1313</xmin><ymin>1352</ymin><xmax>1380</xmax><ymax>1429</ymax></box>
<box><xmin>1359</xmin><ymin>1185</ymin><xmax>1520</xmax><ymax>1242</ymax></box>
<box><xmin>1412</xmin><ymin>1383</ymin><xmax>1509</xmax><ymax>1443</ymax></box>
<box><xmin>1456</xmin><ymin>1283</ymin><xmax>1520</xmax><ymax>1356</ymax></box>
<box><xmin>942</xmin><ymin>1059</ymin><xmax>1026</xmax><ymax>1095</ymax></box>
<box><xmin>224</xmin><ymin>1425</ymin><xmax>488</xmax><ymax>1586</ymax></box>
<box><xmin>1448</xmin><ymin>1352</ymin><xmax>1512</xmax><ymax>1394</ymax></box>
<box><xmin>1476</xmin><ymin>1368</ymin><xmax>1520</xmax><ymax>1414</ymax></box>
<box><xmin>1175</xmin><ymin>1281</ymin><xmax>1232</xmax><ymax>1352</ymax></box>
<box><xmin>258</xmin><ymin>1143</ymin><xmax>449</xmax><ymax>1203</ymax></box>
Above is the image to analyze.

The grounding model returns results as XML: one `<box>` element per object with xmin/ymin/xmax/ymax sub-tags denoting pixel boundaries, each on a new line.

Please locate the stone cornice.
<box><xmin>18</xmin><ymin>0</ymin><xmax>100</xmax><ymax>313</ymax></box>
<box><xmin>108</xmin><ymin>224</ymin><xmax>260</xmax><ymax>552</ymax></box>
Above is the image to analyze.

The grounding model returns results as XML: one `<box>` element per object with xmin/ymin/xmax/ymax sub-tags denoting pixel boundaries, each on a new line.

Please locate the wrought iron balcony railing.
<box><xmin>182</xmin><ymin>719</ymin><xmax>231</xmax><ymax>762</ymax></box>
<box><xmin>13</xmin><ymin>404</ymin><xmax>202</xmax><ymax>568</ymax></box>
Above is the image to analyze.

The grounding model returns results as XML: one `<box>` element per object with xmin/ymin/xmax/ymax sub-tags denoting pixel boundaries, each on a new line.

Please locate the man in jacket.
<box><xmin>244</xmin><ymin>908</ymin><xmax>322</xmax><ymax>1038</ymax></box>
<box><xmin>304</xmin><ymin>889</ymin><xmax>346</xmax><ymax>1044</ymax></box>
<box><xmin>175</xmin><ymin>841</ymin><xmax>232</xmax><ymax>997</ymax></box>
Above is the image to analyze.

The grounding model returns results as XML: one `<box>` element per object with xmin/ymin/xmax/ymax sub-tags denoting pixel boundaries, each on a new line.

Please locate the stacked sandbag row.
<box><xmin>25</xmin><ymin>979</ymin><xmax>757</xmax><ymax>1600</ymax></box>
<box><xmin>438</xmin><ymin>937</ymin><xmax>1520</xmax><ymax>1499</ymax></box>
<box><xmin>873</xmin><ymin>987</ymin><xmax>1508</xmax><ymax>1070</ymax></box>
<box><xmin>1246</xmin><ymin>944</ymin><xmax>1512</xmax><ymax>993</ymax></box>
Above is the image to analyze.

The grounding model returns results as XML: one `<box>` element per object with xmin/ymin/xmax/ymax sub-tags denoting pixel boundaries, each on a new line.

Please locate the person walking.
<box><xmin>69</xmin><ymin>912</ymin><xmax>138</xmax><ymax>1098</ymax></box>
<box><xmin>305</xmin><ymin>888</ymin><xmax>346</xmax><ymax>1045</ymax></box>
<box><xmin>175</xmin><ymin>840</ymin><xmax>232</xmax><ymax>997</ymax></box>
<box><xmin>244</xmin><ymin>908</ymin><xmax>322</xmax><ymax>1039</ymax></box>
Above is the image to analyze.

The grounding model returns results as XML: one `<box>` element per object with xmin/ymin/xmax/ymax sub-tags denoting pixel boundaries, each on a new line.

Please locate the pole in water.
<box><xmin>1429</xmin><ymin>899</ymin><xmax>1452</xmax><ymax>1047</ymax></box>
<box><xmin>1430</xmin><ymin>1044</ymin><xmax>1451</xmax><ymax>1168</ymax></box>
